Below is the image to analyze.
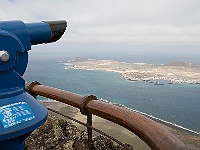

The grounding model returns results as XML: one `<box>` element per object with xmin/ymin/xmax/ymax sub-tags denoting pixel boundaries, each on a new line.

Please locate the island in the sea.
<box><xmin>66</xmin><ymin>57</ymin><xmax>200</xmax><ymax>84</ymax></box>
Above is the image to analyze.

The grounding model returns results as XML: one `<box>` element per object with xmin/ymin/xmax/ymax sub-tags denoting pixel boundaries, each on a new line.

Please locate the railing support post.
<box><xmin>80</xmin><ymin>95</ymin><xmax>98</xmax><ymax>149</ymax></box>
<box><xmin>87</xmin><ymin>113</ymin><xmax>93</xmax><ymax>150</ymax></box>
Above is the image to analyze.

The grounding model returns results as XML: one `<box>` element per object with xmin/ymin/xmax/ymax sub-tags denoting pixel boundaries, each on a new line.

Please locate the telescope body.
<box><xmin>0</xmin><ymin>20</ymin><xmax>67</xmax><ymax>149</ymax></box>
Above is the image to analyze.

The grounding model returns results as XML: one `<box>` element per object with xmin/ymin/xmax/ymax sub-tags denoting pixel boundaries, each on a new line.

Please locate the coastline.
<box><xmin>66</xmin><ymin>58</ymin><xmax>200</xmax><ymax>84</ymax></box>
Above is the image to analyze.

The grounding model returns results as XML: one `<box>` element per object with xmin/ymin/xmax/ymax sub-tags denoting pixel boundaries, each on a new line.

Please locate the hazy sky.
<box><xmin>1</xmin><ymin>0</ymin><xmax>200</xmax><ymax>62</ymax></box>
<box><xmin>0</xmin><ymin>0</ymin><xmax>199</xmax><ymax>43</ymax></box>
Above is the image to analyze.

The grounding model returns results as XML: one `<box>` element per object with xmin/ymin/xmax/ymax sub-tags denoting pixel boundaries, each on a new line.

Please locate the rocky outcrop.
<box><xmin>165</xmin><ymin>61</ymin><xmax>199</xmax><ymax>68</ymax></box>
<box><xmin>67</xmin><ymin>57</ymin><xmax>89</xmax><ymax>63</ymax></box>
<box><xmin>24</xmin><ymin>114</ymin><xmax>132</xmax><ymax>150</ymax></box>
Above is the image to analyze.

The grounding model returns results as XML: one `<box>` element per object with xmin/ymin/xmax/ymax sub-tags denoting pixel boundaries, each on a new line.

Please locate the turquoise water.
<box><xmin>23</xmin><ymin>59</ymin><xmax>200</xmax><ymax>133</ymax></box>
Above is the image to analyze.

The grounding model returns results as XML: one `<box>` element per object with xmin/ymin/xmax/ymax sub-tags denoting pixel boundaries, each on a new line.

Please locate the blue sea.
<box><xmin>23</xmin><ymin>52</ymin><xmax>200</xmax><ymax>134</ymax></box>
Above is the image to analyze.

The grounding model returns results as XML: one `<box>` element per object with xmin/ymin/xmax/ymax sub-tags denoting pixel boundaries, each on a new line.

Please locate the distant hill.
<box><xmin>67</xmin><ymin>57</ymin><xmax>88</xmax><ymax>63</ymax></box>
<box><xmin>165</xmin><ymin>61</ymin><xmax>199</xmax><ymax>67</ymax></box>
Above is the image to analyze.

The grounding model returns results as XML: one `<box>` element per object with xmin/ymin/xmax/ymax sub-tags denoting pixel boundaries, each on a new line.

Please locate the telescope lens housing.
<box><xmin>44</xmin><ymin>20</ymin><xmax>67</xmax><ymax>42</ymax></box>
<box><xmin>26</xmin><ymin>20</ymin><xmax>67</xmax><ymax>45</ymax></box>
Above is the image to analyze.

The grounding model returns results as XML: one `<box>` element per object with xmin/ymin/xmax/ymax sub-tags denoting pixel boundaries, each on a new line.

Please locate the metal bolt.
<box><xmin>0</xmin><ymin>50</ymin><xmax>10</xmax><ymax>62</ymax></box>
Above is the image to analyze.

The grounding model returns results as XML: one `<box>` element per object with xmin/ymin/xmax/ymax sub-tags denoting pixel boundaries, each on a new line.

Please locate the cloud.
<box><xmin>0</xmin><ymin>0</ymin><xmax>200</xmax><ymax>44</ymax></box>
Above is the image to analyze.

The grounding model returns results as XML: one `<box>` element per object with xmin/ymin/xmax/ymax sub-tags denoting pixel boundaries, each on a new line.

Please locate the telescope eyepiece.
<box><xmin>43</xmin><ymin>20</ymin><xmax>67</xmax><ymax>42</ymax></box>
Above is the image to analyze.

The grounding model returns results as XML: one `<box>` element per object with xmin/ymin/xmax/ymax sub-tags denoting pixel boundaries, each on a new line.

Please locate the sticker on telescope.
<box><xmin>0</xmin><ymin>102</ymin><xmax>35</xmax><ymax>128</ymax></box>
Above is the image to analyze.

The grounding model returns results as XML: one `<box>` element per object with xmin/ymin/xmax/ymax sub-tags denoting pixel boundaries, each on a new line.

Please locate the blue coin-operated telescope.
<box><xmin>0</xmin><ymin>20</ymin><xmax>67</xmax><ymax>149</ymax></box>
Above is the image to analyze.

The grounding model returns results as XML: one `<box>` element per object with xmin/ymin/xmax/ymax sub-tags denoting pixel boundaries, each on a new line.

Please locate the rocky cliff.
<box><xmin>24</xmin><ymin>114</ymin><xmax>132</xmax><ymax>150</ymax></box>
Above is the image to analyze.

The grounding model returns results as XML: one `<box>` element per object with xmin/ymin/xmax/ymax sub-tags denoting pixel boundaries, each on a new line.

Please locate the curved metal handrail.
<box><xmin>25</xmin><ymin>82</ymin><xmax>195</xmax><ymax>150</ymax></box>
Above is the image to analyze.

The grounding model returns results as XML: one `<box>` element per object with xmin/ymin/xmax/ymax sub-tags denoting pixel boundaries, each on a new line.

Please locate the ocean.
<box><xmin>23</xmin><ymin>52</ymin><xmax>200</xmax><ymax>134</ymax></box>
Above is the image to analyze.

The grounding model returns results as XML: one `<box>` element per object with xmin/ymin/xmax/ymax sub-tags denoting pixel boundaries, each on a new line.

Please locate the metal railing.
<box><xmin>47</xmin><ymin>107</ymin><xmax>132</xmax><ymax>149</ymax></box>
<box><xmin>25</xmin><ymin>81</ymin><xmax>196</xmax><ymax>150</ymax></box>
